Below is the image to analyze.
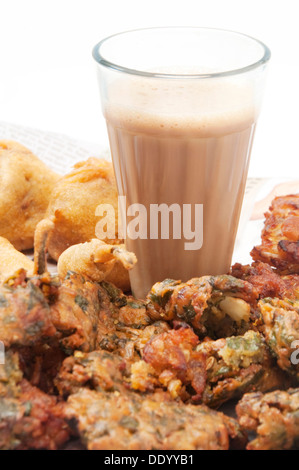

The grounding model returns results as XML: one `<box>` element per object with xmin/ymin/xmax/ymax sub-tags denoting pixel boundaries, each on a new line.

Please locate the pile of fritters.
<box><xmin>0</xmin><ymin>141</ymin><xmax>135</xmax><ymax>291</ymax></box>
<box><xmin>0</xmin><ymin>141</ymin><xmax>299</xmax><ymax>450</ymax></box>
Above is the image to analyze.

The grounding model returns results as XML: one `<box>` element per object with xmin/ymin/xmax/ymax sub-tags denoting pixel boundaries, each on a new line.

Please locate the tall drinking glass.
<box><xmin>93</xmin><ymin>27</ymin><xmax>270</xmax><ymax>298</ymax></box>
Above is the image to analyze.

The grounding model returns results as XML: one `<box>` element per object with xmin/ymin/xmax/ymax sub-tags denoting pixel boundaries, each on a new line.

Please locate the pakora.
<box><xmin>131</xmin><ymin>327</ymin><xmax>286</xmax><ymax>406</ymax></box>
<box><xmin>0</xmin><ymin>351</ymin><xmax>69</xmax><ymax>450</ymax></box>
<box><xmin>64</xmin><ymin>388</ymin><xmax>247</xmax><ymax>450</ymax></box>
<box><xmin>34</xmin><ymin>157</ymin><xmax>121</xmax><ymax>263</ymax></box>
<box><xmin>55</xmin><ymin>350</ymin><xmax>129</xmax><ymax>397</ymax></box>
<box><xmin>231</xmin><ymin>261</ymin><xmax>299</xmax><ymax>300</ymax></box>
<box><xmin>251</xmin><ymin>194</ymin><xmax>299</xmax><ymax>274</ymax></box>
<box><xmin>56</xmin><ymin>239</ymin><xmax>136</xmax><ymax>292</ymax></box>
<box><xmin>258</xmin><ymin>297</ymin><xmax>299</xmax><ymax>381</ymax></box>
<box><xmin>146</xmin><ymin>275</ymin><xmax>258</xmax><ymax>339</ymax></box>
<box><xmin>196</xmin><ymin>330</ymin><xmax>287</xmax><ymax>407</ymax></box>
<box><xmin>0</xmin><ymin>272</ymin><xmax>56</xmax><ymax>348</ymax></box>
<box><xmin>236</xmin><ymin>388</ymin><xmax>299</xmax><ymax>450</ymax></box>
<box><xmin>0</xmin><ymin>140</ymin><xmax>58</xmax><ymax>250</ymax></box>
<box><xmin>50</xmin><ymin>272</ymin><xmax>104</xmax><ymax>354</ymax></box>
<box><xmin>130</xmin><ymin>324</ymin><xmax>206</xmax><ymax>400</ymax></box>
<box><xmin>0</xmin><ymin>236</ymin><xmax>34</xmax><ymax>282</ymax></box>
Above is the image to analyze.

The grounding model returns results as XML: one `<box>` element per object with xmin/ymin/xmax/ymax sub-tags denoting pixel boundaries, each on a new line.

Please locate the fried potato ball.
<box><xmin>56</xmin><ymin>239</ymin><xmax>136</xmax><ymax>292</ymax></box>
<box><xmin>0</xmin><ymin>236</ymin><xmax>34</xmax><ymax>282</ymax></box>
<box><xmin>34</xmin><ymin>158</ymin><xmax>120</xmax><ymax>263</ymax></box>
<box><xmin>0</xmin><ymin>140</ymin><xmax>59</xmax><ymax>250</ymax></box>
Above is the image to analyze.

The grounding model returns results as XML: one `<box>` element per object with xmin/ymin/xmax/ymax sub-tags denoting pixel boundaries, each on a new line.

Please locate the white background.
<box><xmin>0</xmin><ymin>0</ymin><xmax>298</xmax><ymax>177</ymax></box>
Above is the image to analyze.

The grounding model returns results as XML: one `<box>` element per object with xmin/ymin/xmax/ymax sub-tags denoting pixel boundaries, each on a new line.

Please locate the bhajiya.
<box><xmin>236</xmin><ymin>388</ymin><xmax>299</xmax><ymax>450</ymax></box>
<box><xmin>0</xmin><ymin>236</ymin><xmax>34</xmax><ymax>282</ymax></box>
<box><xmin>34</xmin><ymin>157</ymin><xmax>121</xmax><ymax>263</ymax></box>
<box><xmin>55</xmin><ymin>350</ymin><xmax>129</xmax><ymax>397</ymax></box>
<box><xmin>146</xmin><ymin>275</ymin><xmax>258</xmax><ymax>339</ymax></box>
<box><xmin>231</xmin><ymin>261</ymin><xmax>299</xmax><ymax>300</ymax></box>
<box><xmin>131</xmin><ymin>327</ymin><xmax>286</xmax><ymax>406</ymax></box>
<box><xmin>0</xmin><ymin>140</ymin><xmax>58</xmax><ymax>250</ymax></box>
<box><xmin>64</xmin><ymin>388</ymin><xmax>247</xmax><ymax>450</ymax></box>
<box><xmin>0</xmin><ymin>272</ymin><xmax>56</xmax><ymax>348</ymax></box>
<box><xmin>56</xmin><ymin>239</ymin><xmax>136</xmax><ymax>292</ymax></box>
<box><xmin>251</xmin><ymin>194</ymin><xmax>299</xmax><ymax>274</ymax></box>
<box><xmin>0</xmin><ymin>351</ymin><xmax>69</xmax><ymax>450</ymax></box>
<box><xmin>258</xmin><ymin>297</ymin><xmax>299</xmax><ymax>381</ymax></box>
<box><xmin>196</xmin><ymin>330</ymin><xmax>288</xmax><ymax>407</ymax></box>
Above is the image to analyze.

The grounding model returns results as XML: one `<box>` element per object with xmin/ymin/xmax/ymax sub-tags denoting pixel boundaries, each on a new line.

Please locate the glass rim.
<box><xmin>92</xmin><ymin>26</ymin><xmax>271</xmax><ymax>79</ymax></box>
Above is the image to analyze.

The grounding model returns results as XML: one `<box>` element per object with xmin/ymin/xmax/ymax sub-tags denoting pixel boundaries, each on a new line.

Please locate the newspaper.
<box><xmin>1</xmin><ymin>120</ymin><xmax>298</xmax><ymax>266</ymax></box>
<box><xmin>0</xmin><ymin>120</ymin><xmax>109</xmax><ymax>174</ymax></box>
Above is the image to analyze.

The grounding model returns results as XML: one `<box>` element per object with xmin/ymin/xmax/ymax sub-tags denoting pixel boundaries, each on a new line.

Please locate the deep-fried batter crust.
<box><xmin>64</xmin><ymin>388</ymin><xmax>247</xmax><ymax>450</ymax></box>
<box><xmin>146</xmin><ymin>275</ymin><xmax>258</xmax><ymax>339</ymax></box>
<box><xmin>236</xmin><ymin>388</ymin><xmax>299</xmax><ymax>450</ymax></box>
<box><xmin>50</xmin><ymin>272</ymin><xmax>103</xmax><ymax>353</ymax></box>
<box><xmin>0</xmin><ymin>351</ymin><xmax>23</xmax><ymax>398</ymax></box>
<box><xmin>134</xmin><ymin>325</ymin><xmax>207</xmax><ymax>401</ymax></box>
<box><xmin>0</xmin><ymin>351</ymin><xmax>69</xmax><ymax>450</ymax></box>
<box><xmin>197</xmin><ymin>330</ymin><xmax>288</xmax><ymax>408</ymax></box>
<box><xmin>55</xmin><ymin>350</ymin><xmax>129</xmax><ymax>397</ymax></box>
<box><xmin>0</xmin><ymin>276</ymin><xmax>56</xmax><ymax>348</ymax></box>
<box><xmin>96</xmin><ymin>282</ymin><xmax>154</xmax><ymax>359</ymax></box>
<box><xmin>258</xmin><ymin>297</ymin><xmax>299</xmax><ymax>381</ymax></box>
<box><xmin>231</xmin><ymin>261</ymin><xmax>299</xmax><ymax>300</ymax></box>
<box><xmin>131</xmin><ymin>328</ymin><xmax>287</xmax><ymax>407</ymax></box>
<box><xmin>251</xmin><ymin>194</ymin><xmax>299</xmax><ymax>274</ymax></box>
<box><xmin>0</xmin><ymin>380</ymin><xmax>70</xmax><ymax>450</ymax></box>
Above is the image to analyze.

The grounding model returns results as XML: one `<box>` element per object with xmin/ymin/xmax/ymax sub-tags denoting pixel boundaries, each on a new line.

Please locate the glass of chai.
<box><xmin>93</xmin><ymin>27</ymin><xmax>270</xmax><ymax>299</ymax></box>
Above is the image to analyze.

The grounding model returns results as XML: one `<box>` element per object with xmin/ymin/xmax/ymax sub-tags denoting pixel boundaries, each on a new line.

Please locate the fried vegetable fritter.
<box><xmin>64</xmin><ymin>388</ymin><xmax>247</xmax><ymax>450</ymax></box>
<box><xmin>236</xmin><ymin>388</ymin><xmax>299</xmax><ymax>450</ymax></box>
<box><xmin>55</xmin><ymin>350</ymin><xmax>129</xmax><ymax>397</ymax></box>
<box><xmin>251</xmin><ymin>194</ymin><xmax>299</xmax><ymax>274</ymax></box>
<box><xmin>34</xmin><ymin>158</ymin><xmax>121</xmax><ymax>263</ymax></box>
<box><xmin>57</xmin><ymin>239</ymin><xmax>136</xmax><ymax>292</ymax></box>
<box><xmin>130</xmin><ymin>327</ymin><xmax>286</xmax><ymax>407</ymax></box>
<box><xmin>0</xmin><ymin>350</ymin><xmax>23</xmax><ymax>398</ymax></box>
<box><xmin>50</xmin><ymin>272</ymin><xmax>104</xmax><ymax>354</ymax></box>
<box><xmin>95</xmin><ymin>282</ymin><xmax>154</xmax><ymax>358</ymax></box>
<box><xmin>131</xmin><ymin>325</ymin><xmax>206</xmax><ymax>401</ymax></box>
<box><xmin>0</xmin><ymin>140</ymin><xmax>58</xmax><ymax>251</ymax></box>
<box><xmin>196</xmin><ymin>330</ymin><xmax>288</xmax><ymax>408</ymax></box>
<box><xmin>146</xmin><ymin>275</ymin><xmax>258</xmax><ymax>339</ymax></box>
<box><xmin>0</xmin><ymin>274</ymin><xmax>56</xmax><ymax>348</ymax></box>
<box><xmin>258</xmin><ymin>297</ymin><xmax>299</xmax><ymax>381</ymax></box>
<box><xmin>0</xmin><ymin>351</ymin><xmax>69</xmax><ymax>450</ymax></box>
<box><xmin>0</xmin><ymin>237</ymin><xmax>34</xmax><ymax>282</ymax></box>
<box><xmin>231</xmin><ymin>261</ymin><xmax>299</xmax><ymax>300</ymax></box>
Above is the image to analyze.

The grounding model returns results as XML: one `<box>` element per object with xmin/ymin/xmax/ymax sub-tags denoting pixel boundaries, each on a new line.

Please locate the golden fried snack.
<box><xmin>0</xmin><ymin>272</ymin><xmax>56</xmax><ymax>348</ymax></box>
<box><xmin>131</xmin><ymin>327</ymin><xmax>286</xmax><ymax>406</ymax></box>
<box><xmin>55</xmin><ymin>350</ymin><xmax>129</xmax><ymax>397</ymax></box>
<box><xmin>34</xmin><ymin>158</ymin><xmax>120</xmax><ymax>263</ymax></box>
<box><xmin>0</xmin><ymin>140</ymin><xmax>59</xmax><ymax>250</ymax></box>
<box><xmin>56</xmin><ymin>239</ymin><xmax>136</xmax><ymax>292</ymax></box>
<box><xmin>236</xmin><ymin>388</ymin><xmax>299</xmax><ymax>450</ymax></box>
<box><xmin>0</xmin><ymin>236</ymin><xmax>34</xmax><ymax>282</ymax></box>
<box><xmin>258</xmin><ymin>297</ymin><xmax>299</xmax><ymax>381</ymax></box>
<box><xmin>146</xmin><ymin>275</ymin><xmax>258</xmax><ymax>339</ymax></box>
<box><xmin>64</xmin><ymin>389</ymin><xmax>247</xmax><ymax>450</ymax></box>
<box><xmin>251</xmin><ymin>194</ymin><xmax>299</xmax><ymax>274</ymax></box>
<box><xmin>231</xmin><ymin>261</ymin><xmax>299</xmax><ymax>300</ymax></box>
<box><xmin>0</xmin><ymin>351</ymin><xmax>70</xmax><ymax>450</ymax></box>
